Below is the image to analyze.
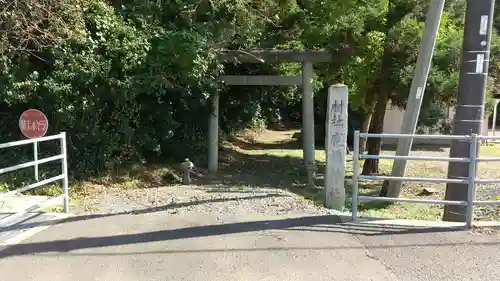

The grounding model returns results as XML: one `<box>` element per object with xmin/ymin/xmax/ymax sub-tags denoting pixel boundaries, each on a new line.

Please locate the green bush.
<box><xmin>0</xmin><ymin>0</ymin><xmax>299</xmax><ymax>187</ymax></box>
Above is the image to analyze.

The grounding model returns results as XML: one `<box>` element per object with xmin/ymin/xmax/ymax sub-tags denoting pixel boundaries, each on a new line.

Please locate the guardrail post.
<box><xmin>60</xmin><ymin>132</ymin><xmax>69</xmax><ymax>213</ymax></box>
<box><xmin>33</xmin><ymin>141</ymin><xmax>39</xmax><ymax>181</ymax></box>
<box><xmin>351</xmin><ymin>130</ymin><xmax>360</xmax><ymax>221</ymax></box>
<box><xmin>466</xmin><ymin>134</ymin><xmax>478</xmax><ymax>229</ymax></box>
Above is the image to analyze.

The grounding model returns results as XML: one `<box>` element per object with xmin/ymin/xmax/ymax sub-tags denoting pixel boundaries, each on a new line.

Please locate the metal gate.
<box><xmin>351</xmin><ymin>131</ymin><xmax>500</xmax><ymax>228</ymax></box>
<box><xmin>0</xmin><ymin>133</ymin><xmax>69</xmax><ymax>226</ymax></box>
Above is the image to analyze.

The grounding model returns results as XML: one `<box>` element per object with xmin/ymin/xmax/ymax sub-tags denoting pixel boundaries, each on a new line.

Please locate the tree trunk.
<box><xmin>361</xmin><ymin>99</ymin><xmax>386</xmax><ymax>175</ymax></box>
<box><xmin>360</xmin><ymin>0</ymin><xmax>405</xmax><ymax>176</ymax></box>
<box><xmin>111</xmin><ymin>0</ymin><xmax>124</xmax><ymax>16</ymax></box>
<box><xmin>359</xmin><ymin>96</ymin><xmax>375</xmax><ymax>153</ymax></box>
<box><xmin>361</xmin><ymin>48</ymin><xmax>392</xmax><ymax>175</ymax></box>
<box><xmin>359</xmin><ymin>107</ymin><xmax>374</xmax><ymax>152</ymax></box>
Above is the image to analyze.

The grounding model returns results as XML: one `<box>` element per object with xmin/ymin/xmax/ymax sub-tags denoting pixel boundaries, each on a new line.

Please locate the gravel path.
<box><xmin>71</xmin><ymin>185</ymin><xmax>339</xmax><ymax>217</ymax></box>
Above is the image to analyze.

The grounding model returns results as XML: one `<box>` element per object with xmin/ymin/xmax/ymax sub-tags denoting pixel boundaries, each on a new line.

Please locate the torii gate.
<box><xmin>208</xmin><ymin>49</ymin><xmax>330</xmax><ymax>184</ymax></box>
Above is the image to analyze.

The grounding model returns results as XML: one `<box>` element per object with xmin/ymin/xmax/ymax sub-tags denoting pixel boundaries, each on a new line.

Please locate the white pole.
<box><xmin>60</xmin><ymin>132</ymin><xmax>69</xmax><ymax>213</ymax></box>
<box><xmin>386</xmin><ymin>0</ymin><xmax>445</xmax><ymax>197</ymax></box>
<box><xmin>208</xmin><ymin>93</ymin><xmax>219</xmax><ymax>173</ymax></box>
<box><xmin>324</xmin><ymin>84</ymin><xmax>348</xmax><ymax>210</ymax></box>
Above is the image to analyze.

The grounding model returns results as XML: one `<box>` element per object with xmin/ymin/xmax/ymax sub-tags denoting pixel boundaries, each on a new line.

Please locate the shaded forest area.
<box><xmin>1</xmin><ymin>0</ymin><xmax>500</xmax><ymax>184</ymax></box>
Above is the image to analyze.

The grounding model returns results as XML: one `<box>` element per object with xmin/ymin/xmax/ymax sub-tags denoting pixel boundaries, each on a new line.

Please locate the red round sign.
<box><xmin>19</xmin><ymin>109</ymin><xmax>48</xmax><ymax>139</ymax></box>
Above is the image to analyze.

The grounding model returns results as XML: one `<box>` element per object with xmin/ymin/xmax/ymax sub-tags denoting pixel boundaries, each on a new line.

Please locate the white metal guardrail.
<box><xmin>0</xmin><ymin>132</ymin><xmax>69</xmax><ymax>225</ymax></box>
<box><xmin>351</xmin><ymin>131</ymin><xmax>500</xmax><ymax>228</ymax></box>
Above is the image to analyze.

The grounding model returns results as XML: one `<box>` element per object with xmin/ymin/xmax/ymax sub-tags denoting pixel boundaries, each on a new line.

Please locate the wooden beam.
<box><xmin>218</xmin><ymin>50</ymin><xmax>330</xmax><ymax>63</ymax></box>
<box><xmin>220</xmin><ymin>75</ymin><xmax>302</xmax><ymax>86</ymax></box>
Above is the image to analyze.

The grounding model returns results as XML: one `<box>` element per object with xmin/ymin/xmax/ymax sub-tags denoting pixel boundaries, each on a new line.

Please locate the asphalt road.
<box><xmin>0</xmin><ymin>212</ymin><xmax>499</xmax><ymax>281</ymax></box>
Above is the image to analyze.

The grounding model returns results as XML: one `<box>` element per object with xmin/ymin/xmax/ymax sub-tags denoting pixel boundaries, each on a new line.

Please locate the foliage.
<box><xmin>2</xmin><ymin>0</ymin><xmax>500</xmax><ymax>191</ymax></box>
<box><xmin>0</xmin><ymin>0</ymin><xmax>84</xmax><ymax>52</ymax></box>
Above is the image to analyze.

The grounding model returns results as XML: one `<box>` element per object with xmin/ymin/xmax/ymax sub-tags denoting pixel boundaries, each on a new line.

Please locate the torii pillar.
<box><xmin>301</xmin><ymin>61</ymin><xmax>316</xmax><ymax>183</ymax></box>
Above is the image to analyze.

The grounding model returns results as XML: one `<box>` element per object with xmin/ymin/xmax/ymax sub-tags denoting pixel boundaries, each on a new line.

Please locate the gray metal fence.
<box><xmin>0</xmin><ymin>133</ymin><xmax>69</xmax><ymax>226</ymax></box>
<box><xmin>351</xmin><ymin>131</ymin><xmax>500</xmax><ymax>228</ymax></box>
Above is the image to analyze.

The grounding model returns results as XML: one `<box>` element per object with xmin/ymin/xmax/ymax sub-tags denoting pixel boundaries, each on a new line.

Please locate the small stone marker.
<box><xmin>324</xmin><ymin>84</ymin><xmax>348</xmax><ymax>210</ymax></box>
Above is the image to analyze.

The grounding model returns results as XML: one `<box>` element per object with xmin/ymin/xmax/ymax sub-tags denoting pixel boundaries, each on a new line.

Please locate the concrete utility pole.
<box><xmin>385</xmin><ymin>0</ymin><xmax>445</xmax><ymax>197</ymax></box>
<box><xmin>443</xmin><ymin>0</ymin><xmax>495</xmax><ymax>222</ymax></box>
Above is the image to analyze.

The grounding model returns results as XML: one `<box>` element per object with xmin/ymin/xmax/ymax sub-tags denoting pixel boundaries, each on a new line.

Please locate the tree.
<box><xmin>362</xmin><ymin>0</ymin><xmax>420</xmax><ymax>175</ymax></box>
<box><xmin>361</xmin><ymin>0</ymin><xmax>470</xmax><ymax>175</ymax></box>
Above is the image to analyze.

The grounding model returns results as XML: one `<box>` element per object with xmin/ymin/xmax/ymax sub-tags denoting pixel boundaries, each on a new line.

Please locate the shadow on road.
<box><xmin>1</xmin><ymin>213</ymin><xmax>491</xmax><ymax>259</ymax></box>
<box><xmin>0</xmin><ymin>193</ymin><xmax>285</xmax><ymax>234</ymax></box>
<box><xmin>19</xmin><ymin>238</ymin><xmax>500</xmax><ymax>258</ymax></box>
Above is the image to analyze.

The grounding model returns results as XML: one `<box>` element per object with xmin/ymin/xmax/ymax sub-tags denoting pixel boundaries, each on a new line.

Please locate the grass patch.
<box><xmin>41</xmin><ymin>204</ymin><xmax>65</xmax><ymax>213</ymax></box>
<box><xmin>68</xmin><ymin>164</ymin><xmax>183</xmax><ymax>199</ymax></box>
<box><xmin>214</xmin><ymin>129</ymin><xmax>500</xmax><ymax>221</ymax></box>
<box><xmin>480</xmin><ymin>143</ymin><xmax>500</xmax><ymax>157</ymax></box>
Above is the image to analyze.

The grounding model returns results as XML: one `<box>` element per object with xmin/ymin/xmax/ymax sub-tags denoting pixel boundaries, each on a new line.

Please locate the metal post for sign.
<box><xmin>60</xmin><ymin>132</ymin><xmax>69</xmax><ymax>213</ymax></box>
<box><xmin>33</xmin><ymin>141</ymin><xmax>39</xmax><ymax>181</ymax></box>
<box><xmin>20</xmin><ymin>109</ymin><xmax>48</xmax><ymax>182</ymax></box>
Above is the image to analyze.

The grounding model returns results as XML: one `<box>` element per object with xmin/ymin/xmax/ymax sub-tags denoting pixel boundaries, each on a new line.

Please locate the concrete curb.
<box><xmin>337</xmin><ymin>213</ymin><xmax>500</xmax><ymax>229</ymax></box>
